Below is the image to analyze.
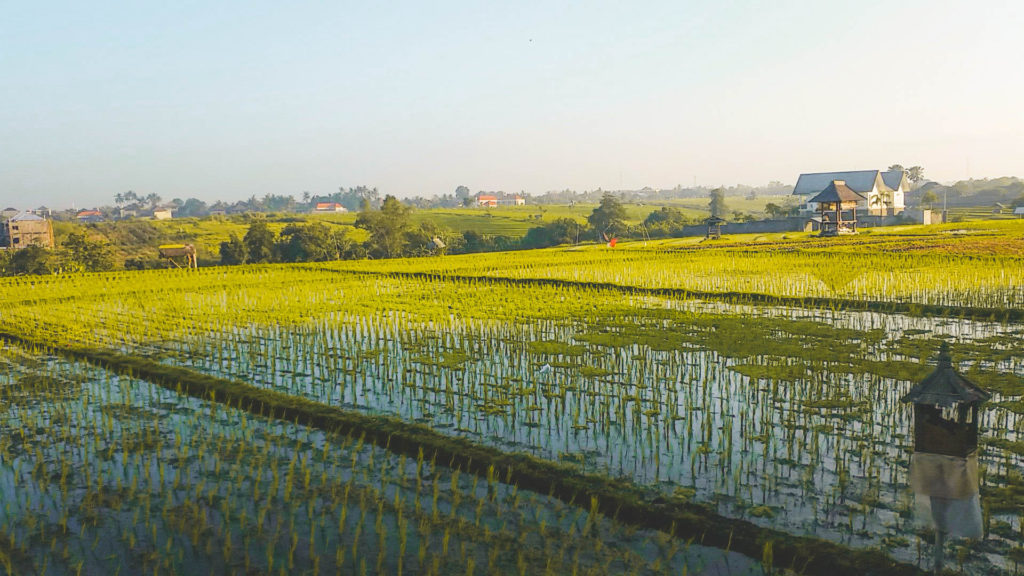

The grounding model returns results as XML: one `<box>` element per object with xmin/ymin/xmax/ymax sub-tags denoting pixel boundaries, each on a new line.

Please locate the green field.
<box><xmin>2</xmin><ymin>222</ymin><xmax>1023</xmax><ymax>574</ymax></box>
<box><xmin>65</xmin><ymin>197</ymin><xmax>798</xmax><ymax>267</ymax></box>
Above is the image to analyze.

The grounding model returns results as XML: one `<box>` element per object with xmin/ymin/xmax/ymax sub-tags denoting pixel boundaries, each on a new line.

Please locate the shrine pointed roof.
<box><xmin>901</xmin><ymin>343</ymin><xmax>991</xmax><ymax>407</ymax></box>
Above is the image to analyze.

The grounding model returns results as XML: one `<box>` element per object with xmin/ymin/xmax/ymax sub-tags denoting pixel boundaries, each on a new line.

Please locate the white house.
<box><xmin>793</xmin><ymin>170</ymin><xmax>907</xmax><ymax>216</ymax></box>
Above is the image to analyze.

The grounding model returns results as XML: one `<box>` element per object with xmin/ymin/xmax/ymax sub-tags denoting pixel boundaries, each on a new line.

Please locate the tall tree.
<box><xmin>8</xmin><ymin>245</ymin><xmax>53</xmax><ymax>275</ymax></box>
<box><xmin>708</xmin><ymin>187</ymin><xmax>727</xmax><ymax>218</ymax></box>
<box><xmin>907</xmin><ymin>166</ymin><xmax>925</xmax><ymax>184</ymax></box>
<box><xmin>219</xmin><ymin>233</ymin><xmax>247</xmax><ymax>265</ymax></box>
<box><xmin>277</xmin><ymin>222</ymin><xmax>346</xmax><ymax>262</ymax></box>
<box><xmin>920</xmin><ymin>190</ymin><xmax>939</xmax><ymax>209</ymax></box>
<box><xmin>59</xmin><ymin>231</ymin><xmax>113</xmax><ymax>272</ymax></box>
<box><xmin>177</xmin><ymin>198</ymin><xmax>209</xmax><ymax>218</ymax></box>
<box><xmin>887</xmin><ymin>164</ymin><xmax>905</xmax><ymax>172</ymax></box>
<box><xmin>643</xmin><ymin>206</ymin><xmax>688</xmax><ymax>228</ymax></box>
<box><xmin>587</xmin><ymin>192</ymin><xmax>627</xmax><ymax>239</ymax></box>
<box><xmin>522</xmin><ymin>218</ymin><xmax>578</xmax><ymax>248</ymax></box>
<box><xmin>243</xmin><ymin>221</ymin><xmax>276</xmax><ymax>263</ymax></box>
<box><xmin>355</xmin><ymin>195</ymin><xmax>412</xmax><ymax>258</ymax></box>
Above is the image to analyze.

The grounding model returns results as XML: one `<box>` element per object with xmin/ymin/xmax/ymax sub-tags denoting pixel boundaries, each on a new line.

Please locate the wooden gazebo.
<box><xmin>808</xmin><ymin>180</ymin><xmax>865</xmax><ymax>236</ymax></box>
<box><xmin>703</xmin><ymin>216</ymin><xmax>726</xmax><ymax>239</ymax></box>
<box><xmin>158</xmin><ymin>244</ymin><xmax>198</xmax><ymax>269</ymax></box>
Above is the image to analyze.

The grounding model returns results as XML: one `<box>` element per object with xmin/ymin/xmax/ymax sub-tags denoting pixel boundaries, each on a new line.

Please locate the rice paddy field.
<box><xmin>1</xmin><ymin>219</ymin><xmax>1023</xmax><ymax>575</ymax></box>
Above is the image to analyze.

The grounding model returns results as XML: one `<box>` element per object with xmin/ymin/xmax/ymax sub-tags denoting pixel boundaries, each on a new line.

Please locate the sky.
<box><xmin>2</xmin><ymin>0</ymin><xmax>1023</xmax><ymax>209</ymax></box>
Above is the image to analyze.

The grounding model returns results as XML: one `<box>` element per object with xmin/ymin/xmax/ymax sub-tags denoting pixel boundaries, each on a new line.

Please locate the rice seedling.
<box><xmin>0</xmin><ymin>344</ymin><xmax>765</xmax><ymax>575</ymax></box>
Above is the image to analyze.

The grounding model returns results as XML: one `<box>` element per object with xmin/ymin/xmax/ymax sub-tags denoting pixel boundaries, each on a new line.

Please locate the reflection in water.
<box><xmin>901</xmin><ymin>342</ymin><xmax>990</xmax><ymax>572</ymax></box>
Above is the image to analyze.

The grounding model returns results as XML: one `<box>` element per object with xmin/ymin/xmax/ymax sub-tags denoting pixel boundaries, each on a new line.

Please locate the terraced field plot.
<box><xmin>2</xmin><ymin>224</ymin><xmax>1023</xmax><ymax>574</ymax></box>
<box><xmin>0</xmin><ymin>345</ymin><xmax>760</xmax><ymax>575</ymax></box>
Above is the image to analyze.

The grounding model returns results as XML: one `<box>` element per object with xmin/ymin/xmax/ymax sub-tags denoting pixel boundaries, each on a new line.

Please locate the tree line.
<box><xmin>3</xmin><ymin>190</ymin><xmax>736</xmax><ymax>276</ymax></box>
<box><xmin>216</xmin><ymin>192</ymin><xmax>726</xmax><ymax>266</ymax></box>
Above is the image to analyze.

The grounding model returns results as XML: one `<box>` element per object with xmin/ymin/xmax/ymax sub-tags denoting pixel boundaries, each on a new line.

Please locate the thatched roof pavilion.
<box><xmin>809</xmin><ymin>180</ymin><xmax>865</xmax><ymax>236</ymax></box>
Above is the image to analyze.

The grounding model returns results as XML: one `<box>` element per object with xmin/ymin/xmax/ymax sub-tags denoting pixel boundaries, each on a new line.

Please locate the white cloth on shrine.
<box><xmin>909</xmin><ymin>452</ymin><xmax>978</xmax><ymax>499</ymax></box>
<box><xmin>915</xmin><ymin>494</ymin><xmax>983</xmax><ymax>539</ymax></box>
<box><xmin>909</xmin><ymin>452</ymin><xmax>982</xmax><ymax>539</ymax></box>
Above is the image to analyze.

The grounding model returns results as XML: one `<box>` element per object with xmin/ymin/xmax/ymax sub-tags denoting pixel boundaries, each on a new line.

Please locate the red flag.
<box><xmin>607</xmin><ymin>238</ymin><xmax>618</xmax><ymax>248</ymax></box>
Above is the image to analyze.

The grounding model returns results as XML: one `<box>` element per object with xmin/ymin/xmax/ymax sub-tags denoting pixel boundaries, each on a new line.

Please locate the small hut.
<box><xmin>900</xmin><ymin>342</ymin><xmax>990</xmax><ymax>567</ymax></box>
<box><xmin>158</xmin><ymin>244</ymin><xmax>198</xmax><ymax>269</ymax></box>
<box><xmin>703</xmin><ymin>216</ymin><xmax>726</xmax><ymax>239</ymax></box>
<box><xmin>809</xmin><ymin>180</ymin><xmax>865</xmax><ymax>236</ymax></box>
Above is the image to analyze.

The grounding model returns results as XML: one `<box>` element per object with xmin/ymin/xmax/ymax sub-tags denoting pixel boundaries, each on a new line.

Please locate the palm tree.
<box><xmin>869</xmin><ymin>194</ymin><xmax>883</xmax><ymax>215</ymax></box>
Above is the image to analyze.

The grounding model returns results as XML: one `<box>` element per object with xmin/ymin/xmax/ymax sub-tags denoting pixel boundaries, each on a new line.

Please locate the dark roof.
<box><xmin>792</xmin><ymin>170</ymin><xmax>887</xmax><ymax>195</ymax></box>
<box><xmin>704</xmin><ymin>216</ymin><xmax>726</xmax><ymax>225</ymax></box>
<box><xmin>9</xmin><ymin>212</ymin><xmax>46</xmax><ymax>222</ymax></box>
<box><xmin>900</xmin><ymin>343</ymin><xmax>991</xmax><ymax>407</ymax></box>
<box><xmin>808</xmin><ymin>180</ymin><xmax>866</xmax><ymax>204</ymax></box>
<box><xmin>880</xmin><ymin>170</ymin><xmax>907</xmax><ymax>190</ymax></box>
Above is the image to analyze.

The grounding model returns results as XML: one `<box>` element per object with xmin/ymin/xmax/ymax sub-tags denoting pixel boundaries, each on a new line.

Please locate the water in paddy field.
<box><xmin>0</xmin><ymin>347</ymin><xmax>762</xmax><ymax>575</ymax></box>
<box><xmin>128</xmin><ymin>297</ymin><xmax>1024</xmax><ymax>574</ymax></box>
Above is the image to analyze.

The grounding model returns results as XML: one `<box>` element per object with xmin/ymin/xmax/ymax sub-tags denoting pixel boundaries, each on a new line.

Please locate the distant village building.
<box><xmin>1</xmin><ymin>207</ymin><xmax>18</xmax><ymax>220</ymax></box>
<box><xmin>1</xmin><ymin>212</ymin><xmax>54</xmax><ymax>249</ymax></box>
<box><xmin>475</xmin><ymin>193</ymin><xmax>525</xmax><ymax>207</ymax></box>
<box><xmin>793</xmin><ymin>169</ymin><xmax>907</xmax><ymax>216</ymax></box>
<box><xmin>76</xmin><ymin>209</ymin><xmax>105</xmax><ymax>223</ymax></box>
<box><xmin>500</xmin><ymin>194</ymin><xmax>526</xmax><ymax>206</ymax></box>
<box><xmin>314</xmin><ymin>202</ymin><xmax>348</xmax><ymax>213</ymax></box>
<box><xmin>1015</xmin><ymin>207</ymin><xmax>1024</xmax><ymax>218</ymax></box>
<box><xmin>152</xmin><ymin>208</ymin><xmax>173</xmax><ymax>220</ymax></box>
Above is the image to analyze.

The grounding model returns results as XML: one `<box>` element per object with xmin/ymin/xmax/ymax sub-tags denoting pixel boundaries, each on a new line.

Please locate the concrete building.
<box><xmin>1</xmin><ymin>212</ymin><xmax>54</xmax><ymax>249</ymax></box>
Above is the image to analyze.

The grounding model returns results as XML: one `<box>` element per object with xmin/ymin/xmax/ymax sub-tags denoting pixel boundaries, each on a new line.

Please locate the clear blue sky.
<box><xmin>2</xmin><ymin>0</ymin><xmax>1023</xmax><ymax>208</ymax></box>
